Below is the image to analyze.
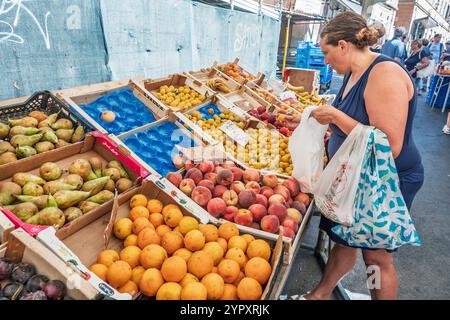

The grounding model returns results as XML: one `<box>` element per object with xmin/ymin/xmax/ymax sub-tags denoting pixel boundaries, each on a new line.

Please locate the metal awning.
<box><xmin>413</xmin><ymin>16</ymin><xmax>439</xmax><ymax>29</ymax></box>
<box><xmin>284</xmin><ymin>10</ymin><xmax>326</xmax><ymax>23</ymax></box>
<box><xmin>192</xmin><ymin>0</ymin><xmax>282</xmax><ymax>20</ymax></box>
<box><xmin>335</xmin><ymin>0</ymin><xmax>362</xmax><ymax>14</ymax></box>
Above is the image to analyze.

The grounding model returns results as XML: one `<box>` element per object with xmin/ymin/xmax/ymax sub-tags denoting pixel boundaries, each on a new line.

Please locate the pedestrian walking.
<box><xmin>443</xmin><ymin>112</ymin><xmax>450</xmax><ymax>135</ymax></box>
<box><xmin>429</xmin><ymin>34</ymin><xmax>444</xmax><ymax>64</ymax></box>
<box><xmin>440</xmin><ymin>40</ymin><xmax>450</xmax><ymax>62</ymax></box>
<box><xmin>297</xmin><ymin>11</ymin><xmax>424</xmax><ymax>300</ymax></box>
<box><xmin>381</xmin><ymin>27</ymin><xmax>406</xmax><ymax>63</ymax></box>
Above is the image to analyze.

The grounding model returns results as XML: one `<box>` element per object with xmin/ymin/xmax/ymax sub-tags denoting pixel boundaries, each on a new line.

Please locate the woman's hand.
<box><xmin>310</xmin><ymin>105</ymin><xmax>338</xmax><ymax>125</ymax></box>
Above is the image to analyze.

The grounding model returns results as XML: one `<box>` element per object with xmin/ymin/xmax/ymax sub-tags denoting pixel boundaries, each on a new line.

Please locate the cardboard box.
<box><xmin>38</xmin><ymin>179</ymin><xmax>283</xmax><ymax>300</ymax></box>
<box><xmin>283</xmin><ymin>67</ymin><xmax>320</xmax><ymax>94</ymax></box>
<box><xmin>0</xmin><ymin>131</ymin><xmax>149</xmax><ymax>237</ymax></box>
<box><xmin>57</xmin><ymin>79</ymin><xmax>167</xmax><ymax>135</ymax></box>
<box><xmin>0</xmin><ymin>210</ymin><xmax>14</xmax><ymax>244</ymax></box>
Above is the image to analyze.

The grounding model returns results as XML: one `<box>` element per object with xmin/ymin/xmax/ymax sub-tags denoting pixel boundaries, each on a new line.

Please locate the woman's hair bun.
<box><xmin>355</xmin><ymin>26</ymin><xmax>383</xmax><ymax>48</ymax></box>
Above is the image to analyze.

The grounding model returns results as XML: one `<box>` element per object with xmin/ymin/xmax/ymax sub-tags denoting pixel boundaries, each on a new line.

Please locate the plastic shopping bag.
<box><xmin>288</xmin><ymin>106</ymin><xmax>328</xmax><ymax>193</ymax></box>
<box><xmin>331</xmin><ymin>129</ymin><xmax>421</xmax><ymax>250</ymax></box>
<box><xmin>314</xmin><ymin>123</ymin><xmax>371</xmax><ymax>226</ymax></box>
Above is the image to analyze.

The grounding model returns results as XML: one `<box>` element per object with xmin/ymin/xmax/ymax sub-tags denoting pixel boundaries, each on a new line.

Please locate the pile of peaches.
<box><xmin>166</xmin><ymin>158</ymin><xmax>310</xmax><ymax>239</ymax></box>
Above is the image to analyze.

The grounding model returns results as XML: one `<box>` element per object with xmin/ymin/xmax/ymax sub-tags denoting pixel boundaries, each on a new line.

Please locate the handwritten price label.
<box><xmin>219</xmin><ymin>120</ymin><xmax>249</xmax><ymax>147</ymax></box>
<box><xmin>279</xmin><ymin>90</ymin><xmax>296</xmax><ymax>101</ymax></box>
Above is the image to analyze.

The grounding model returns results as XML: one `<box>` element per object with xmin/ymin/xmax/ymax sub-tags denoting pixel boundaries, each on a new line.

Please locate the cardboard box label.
<box><xmin>219</xmin><ymin>120</ymin><xmax>249</xmax><ymax>147</ymax></box>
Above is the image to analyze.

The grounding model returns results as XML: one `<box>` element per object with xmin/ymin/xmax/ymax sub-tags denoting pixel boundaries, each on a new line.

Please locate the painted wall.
<box><xmin>0</xmin><ymin>0</ymin><xmax>281</xmax><ymax>101</ymax></box>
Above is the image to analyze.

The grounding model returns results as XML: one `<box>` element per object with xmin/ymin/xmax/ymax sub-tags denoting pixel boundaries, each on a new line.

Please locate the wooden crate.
<box><xmin>215</xmin><ymin>57</ymin><xmax>265</xmax><ymax>85</ymax></box>
<box><xmin>0</xmin><ymin>210</ymin><xmax>14</xmax><ymax>244</ymax></box>
<box><xmin>283</xmin><ymin>68</ymin><xmax>320</xmax><ymax>94</ymax></box>
<box><xmin>56</xmin><ymin>79</ymin><xmax>168</xmax><ymax>135</ymax></box>
<box><xmin>185</xmin><ymin>68</ymin><xmax>242</xmax><ymax>94</ymax></box>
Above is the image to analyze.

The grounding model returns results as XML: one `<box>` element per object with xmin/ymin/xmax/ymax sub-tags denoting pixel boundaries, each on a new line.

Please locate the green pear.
<box><xmin>9</xmin><ymin>116</ymin><xmax>38</xmax><ymax>128</ymax></box>
<box><xmin>54</xmin><ymin>190</ymin><xmax>91</xmax><ymax>209</ymax></box>
<box><xmin>41</xmin><ymin>130</ymin><xmax>59</xmax><ymax>144</ymax></box>
<box><xmin>9</xmin><ymin>126</ymin><xmax>41</xmax><ymax>137</ymax></box>
<box><xmin>81</xmin><ymin>176</ymin><xmax>110</xmax><ymax>195</ymax></box>
<box><xmin>102</xmin><ymin>167</ymin><xmax>121</xmax><ymax>182</ymax></box>
<box><xmin>55</xmin><ymin>140</ymin><xmax>70</xmax><ymax>148</ymax></box>
<box><xmin>107</xmin><ymin>160</ymin><xmax>130</xmax><ymax>179</ymax></box>
<box><xmin>39</xmin><ymin>162</ymin><xmax>63</xmax><ymax>181</ymax></box>
<box><xmin>0</xmin><ymin>152</ymin><xmax>17</xmax><ymax>165</ymax></box>
<box><xmin>78</xmin><ymin>201</ymin><xmax>100</xmax><ymax>214</ymax></box>
<box><xmin>55</xmin><ymin>129</ymin><xmax>74</xmax><ymax>142</ymax></box>
<box><xmin>86</xmin><ymin>190</ymin><xmax>115</xmax><ymax>204</ymax></box>
<box><xmin>12</xmin><ymin>173</ymin><xmax>46</xmax><ymax>186</ymax></box>
<box><xmin>103</xmin><ymin>179</ymin><xmax>116</xmax><ymax>192</ymax></box>
<box><xmin>10</xmin><ymin>133</ymin><xmax>43</xmax><ymax>147</ymax></box>
<box><xmin>71</xmin><ymin>125</ymin><xmax>85</xmax><ymax>143</ymax></box>
<box><xmin>38</xmin><ymin>112</ymin><xmax>59</xmax><ymax>128</ymax></box>
<box><xmin>35</xmin><ymin>141</ymin><xmax>55</xmax><ymax>154</ymax></box>
<box><xmin>0</xmin><ymin>181</ymin><xmax>22</xmax><ymax>195</ymax></box>
<box><xmin>0</xmin><ymin>141</ymin><xmax>15</xmax><ymax>154</ymax></box>
<box><xmin>31</xmin><ymin>207</ymin><xmax>65</xmax><ymax>228</ymax></box>
<box><xmin>89</xmin><ymin>157</ymin><xmax>103</xmax><ymax>178</ymax></box>
<box><xmin>16</xmin><ymin>195</ymin><xmax>52</xmax><ymax>210</ymax></box>
<box><xmin>13</xmin><ymin>202</ymin><xmax>39</xmax><ymax>222</ymax></box>
<box><xmin>69</xmin><ymin>159</ymin><xmax>97</xmax><ymax>181</ymax></box>
<box><xmin>16</xmin><ymin>146</ymin><xmax>37</xmax><ymax>158</ymax></box>
<box><xmin>0</xmin><ymin>122</ymin><xmax>10</xmax><ymax>138</ymax></box>
<box><xmin>64</xmin><ymin>207</ymin><xmax>83</xmax><ymax>222</ymax></box>
<box><xmin>116</xmin><ymin>178</ymin><xmax>133</xmax><ymax>193</ymax></box>
<box><xmin>22</xmin><ymin>182</ymin><xmax>44</xmax><ymax>196</ymax></box>
<box><xmin>61</xmin><ymin>174</ymin><xmax>84</xmax><ymax>189</ymax></box>
<box><xmin>51</xmin><ymin>118</ymin><xmax>73</xmax><ymax>130</ymax></box>
<box><xmin>43</xmin><ymin>181</ymin><xmax>77</xmax><ymax>194</ymax></box>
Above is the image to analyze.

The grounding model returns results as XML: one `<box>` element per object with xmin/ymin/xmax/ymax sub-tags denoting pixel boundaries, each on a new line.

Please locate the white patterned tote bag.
<box><xmin>331</xmin><ymin>128</ymin><xmax>422</xmax><ymax>250</ymax></box>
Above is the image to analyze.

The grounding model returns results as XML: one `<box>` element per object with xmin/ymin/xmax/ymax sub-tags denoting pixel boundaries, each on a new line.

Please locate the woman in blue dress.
<box><xmin>303</xmin><ymin>12</ymin><xmax>424</xmax><ymax>300</ymax></box>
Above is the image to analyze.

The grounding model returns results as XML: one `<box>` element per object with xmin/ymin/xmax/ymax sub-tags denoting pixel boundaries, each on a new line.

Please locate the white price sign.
<box><xmin>219</xmin><ymin>120</ymin><xmax>249</xmax><ymax>147</ymax></box>
<box><xmin>279</xmin><ymin>90</ymin><xmax>296</xmax><ymax>101</ymax></box>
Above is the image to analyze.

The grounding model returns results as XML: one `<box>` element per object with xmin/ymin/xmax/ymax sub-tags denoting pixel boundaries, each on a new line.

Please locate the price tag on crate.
<box><xmin>279</xmin><ymin>90</ymin><xmax>296</xmax><ymax>101</ymax></box>
<box><xmin>219</xmin><ymin>120</ymin><xmax>249</xmax><ymax>147</ymax></box>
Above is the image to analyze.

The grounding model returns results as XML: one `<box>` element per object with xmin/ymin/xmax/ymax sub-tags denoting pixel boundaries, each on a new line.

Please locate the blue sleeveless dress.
<box><xmin>319</xmin><ymin>54</ymin><xmax>424</xmax><ymax>251</ymax></box>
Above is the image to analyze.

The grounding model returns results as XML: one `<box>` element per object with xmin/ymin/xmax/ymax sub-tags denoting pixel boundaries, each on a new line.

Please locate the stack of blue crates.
<box><xmin>295</xmin><ymin>41</ymin><xmax>333</xmax><ymax>84</ymax></box>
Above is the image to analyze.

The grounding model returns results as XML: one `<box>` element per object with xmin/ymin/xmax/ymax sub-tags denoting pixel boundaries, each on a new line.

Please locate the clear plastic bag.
<box><xmin>288</xmin><ymin>106</ymin><xmax>328</xmax><ymax>193</ymax></box>
<box><xmin>313</xmin><ymin>124</ymin><xmax>372</xmax><ymax>226</ymax></box>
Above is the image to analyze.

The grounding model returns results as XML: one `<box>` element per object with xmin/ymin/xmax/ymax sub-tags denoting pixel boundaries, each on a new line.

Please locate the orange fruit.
<box><xmin>181</xmin><ymin>282</ymin><xmax>207</xmax><ymax>300</ymax></box>
<box><xmin>162</xmin><ymin>204</ymin><xmax>180</xmax><ymax>216</ymax></box>
<box><xmin>89</xmin><ymin>264</ymin><xmax>108</xmax><ymax>281</ymax></box>
<box><xmin>149</xmin><ymin>213</ymin><xmax>164</xmax><ymax>228</ymax></box>
<box><xmin>225</xmin><ymin>247</ymin><xmax>247</xmax><ymax>269</ymax></box>
<box><xmin>106</xmin><ymin>261</ymin><xmax>132</xmax><ymax>288</ymax></box>
<box><xmin>114</xmin><ymin>218</ymin><xmax>133</xmax><ymax>239</ymax></box>
<box><xmin>97</xmin><ymin>249</ymin><xmax>119</xmax><ymax>267</ymax></box>
<box><xmin>245</xmin><ymin>257</ymin><xmax>272</xmax><ymax>285</ymax></box>
<box><xmin>233</xmin><ymin>271</ymin><xmax>245</xmax><ymax>287</ymax></box>
<box><xmin>218</xmin><ymin>259</ymin><xmax>240</xmax><ymax>284</ymax></box>
<box><xmin>124</xmin><ymin>234</ymin><xmax>138</xmax><ymax>247</ymax></box>
<box><xmin>163</xmin><ymin>207</ymin><xmax>183</xmax><ymax>228</ymax></box>
<box><xmin>130</xmin><ymin>194</ymin><xmax>148</xmax><ymax>208</ymax></box>
<box><xmin>221</xmin><ymin>284</ymin><xmax>238</xmax><ymax>300</ymax></box>
<box><xmin>242</xmin><ymin>234</ymin><xmax>255</xmax><ymax>244</ymax></box>
<box><xmin>173</xmin><ymin>248</ymin><xmax>192</xmax><ymax>262</ymax></box>
<box><xmin>147</xmin><ymin>199</ymin><xmax>163</xmax><ymax>213</ymax></box>
<box><xmin>180</xmin><ymin>273</ymin><xmax>199</xmax><ymax>288</ymax></box>
<box><xmin>118</xmin><ymin>280</ymin><xmax>138</xmax><ymax>296</ymax></box>
<box><xmin>187</xmin><ymin>251</ymin><xmax>214</xmax><ymax>279</ymax></box>
<box><xmin>173</xmin><ymin>226</ymin><xmax>180</xmax><ymax>233</ymax></box>
<box><xmin>131</xmin><ymin>266</ymin><xmax>145</xmax><ymax>285</ymax></box>
<box><xmin>137</xmin><ymin>227</ymin><xmax>161</xmax><ymax>248</ymax></box>
<box><xmin>161</xmin><ymin>256</ymin><xmax>187</xmax><ymax>282</ymax></box>
<box><xmin>178</xmin><ymin>216</ymin><xmax>199</xmax><ymax>235</ymax></box>
<box><xmin>201</xmin><ymin>273</ymin><xmax>225</xmax><ymax>300</ymax></box>
<box><xmin>217</xmin><ymin>237</ymin><xmax>228</xmax><ymax>253</ymax></box>
<box><xmin>129</xmin><ymin>206</ymin><xmax>150</xmax><ymax>221</ymax></box>
<box><xmin>247</xmin><ymin>239</ymin><xmax>271</xmax><ymax>261</ymax></box>
<box><xmin>228</xmin><ymin>236</ymin><xmax>248</xmax><ymax>252</ymax></box>
<box><xmin>120</xmin><ymin>246</ymin><xmax>142</xmax><ymax>268</ymax></box>
<box><xmin>237</xmin><ymin>277</ymin><xmax>262</xmax><ymax>300</ymax></box>
<box><xmin>139</xmin><ymin>268</ymin><xmax>164</xmax><ymax>297</ymax></box>
<box><xmin>212</xmin><ymin>266</ymin><xmax>219</xmax><ymax>273</ymax></box>
<box><xmin>156</xmin><ymin>282</ymin><xmax>182</xmax><ymax>300</ymax></box>
<box><xmin>156</xmin><ymin>224</ymin><xmax>172</xmax><ymax>238</ymax></box>
<box><xmin>184</xmin><ymin>229</ymin><xmax>205</xmax><ymax>251</ymax></box>
<box><xmin>161</xmin><ymin>231</ymin><xmax>184</xmax><ymax>254</ymax></box>
<box><xmin>218</xmin><ymin>222</ymin><xmax>239</xmax><ymax>240</ymax></box>
<box><xmin>199</xmin><ymin>224</ymin><xmax>219</xmax><ymax>242</ymax></box>
<box><xmin>132</xmin><ymin>217</ymin><xmax>154</xmax><ymax>235</ymax></box>
<box><xmin>140</xmin><ymin>244</ymin><xmax>167</xmax><ymax>269</ymax></box>
<box><xmin>202</xmin><ymin>242</ymin><xmax>224</xmax><ymax>266</ymax></box>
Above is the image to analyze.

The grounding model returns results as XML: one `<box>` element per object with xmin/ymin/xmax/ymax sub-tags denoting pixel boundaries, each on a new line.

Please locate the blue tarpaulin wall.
<box><xmin>0</xmin><ymin>0</ymin><xmax>280</xmax><ymax>101</ymax></box>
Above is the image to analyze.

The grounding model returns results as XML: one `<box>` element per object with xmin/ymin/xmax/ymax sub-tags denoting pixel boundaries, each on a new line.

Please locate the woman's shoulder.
<box><xmin>369</xmin><ymin>59</ymin><xmax>408</xmax><ymax>80</ymax></box>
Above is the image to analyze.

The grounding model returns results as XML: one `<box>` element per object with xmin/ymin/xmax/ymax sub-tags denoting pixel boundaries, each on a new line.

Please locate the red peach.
<box><xmin>287</xmin><ymin>197</ymin><xmax>293</xmax><ymax>207</ymax></box>
<box><xmin>204</xmin><ymin>172</ymin><xmax>218</xmax><ymax>185</ymax></box>
<box><xmin>234</xmin><ymin>209</ymin><xmax>253</xmax><ymax>227</ymax></box>
<box><xmin>291</xmin><ymin>201</ymin><xmax>306</xmax><ymax>215</ymax></box>
<box><xmin>198</xmin><ymin>179</ymin><xmax>215</xmax><ymax>192</ymax></box>
<box><xmin>238</xmin><ymin>190</ymin><xmax>257</xmax><ymax>209</ymax></box>
<box><xmin>282</xmin><ymin>226</ymin><xmax>295</xmax><ymax>239</ymax></box>
<box><xmin>255</xmin><ymin>194</ymin><xmax>268</xmax><ymax>208</ymax></box>
<box><xmin>274</xmin><ymin>185</ymin><xmax>291</xmax><ymax>201</ymax></box>
<box><xmin>185</xmin><ymin>168</ymin><xmax>203</xmax><ymax>185</ymax></box>
<box><xmin>230</xmin><ymin>181</ymin><xmax>245</xmax><ymax>194</ymax></box>
<box><xmin>282</xmin><ymin>217</ymin><xmax>298</xmax><ymax>232</ymax></box>
<box><xmin>217</xmin><ymin>169</ymin><xmax>233</xmax><ymax>186</ymax></box>
<box><xmin>213</xmin><ymin>185</ymin><xmax>228</xmax><ymax>198</ymax></box>
<box><xmin>199</xmin><ymin>161</ymin><xmax>215</xmax><ymax>174</ymax></box>
<box><xmin>268</xmin><ymin>204</ymin><xmax>287</xmax><ymax>222</ymax></box>
<box><xmin>282</xmin><ymin>178</ymin><xmax>300</xmax><ymax>198</ymax></box>
<box><xmin>295</xmin><ymin>192</ymin><xmax>310</xmax><ymax>207</ymax></box>
<box><xmin>222</xmin><ymin>161</ymin><xmax>236</xmax><ymax>169</ymax></box>
<box><xmin>250</xmin><ymin>222</ymin><xmax>261</xmax><ymax>230</ymax></box>
<box><xmin>180</xmin><ymin>178</ymin><xmax>196</xmax><ymax>196</ymax></box>
<box><xmin>268</xmin><ymin>194</ymin><xmax>286</xmax><ymax>206</ymax></box>
<box><xmin>260</xmin><ymin>186</ymin><xmax>274</xmax><ymax>199</ymax></box>
<box><xmin>245</xmin><ymin>181</ymin><xmax>261</xmax><ymax>194</ymax></box>
<box><xmin>207</xmin><ymin>198</ymin><xmax>227</xmax><ymax>218</ymax></box>
<box><xmin>222</xmin><ymin>190</ymin><xmax>238</xmax><ymax>206</ymax></box>
<box><xmin>223</xmin><ymin>206</ymin><xmax>239</xmax><ymax>221</ymax></box>
<box><xmin>243</xmin><ymin>169</ymin><xmax>260</xmax><ymax>183</ymax></box>
<box><xmin>166</xmin><ymin>172</ymin><xmax>182</xmax><ymax>187</ymax></box>
<box><xmin>172</xmin><ymin>154</ymin><xmax>185</xmax><ymax>169</ymax></box>
<box><xmin>262</xmin><ymin>174</ymin><xmax>278</xmax><ymax>188</ymax></box>
<box><xmin>260</xmin><ymin>215</ymin><xmax>280</xmax><ymax>233</ymax></box>
<box><xmin>191</xmin><ymin>186</ymin><xmax>212</xmax><ymax>207</ymax></box>
<box><xmin>248</xmin><ymin>204</ymin><xmax>267</xmax><ymax>222</ymax></box>
<box><xmin>214</xmin><ymin>166</ymin><xmax>223</xmax><ymax>174</ymax></box>
<box><xmin>287</xmin><ymin>208</ymin><xmax>303</xmax><ymax>223</ymax></box>
<box><xmin>230</xmin><ymin>167</ymin><xmax>243</xmax><ymax>181</ymax></box>
<box><xmin>185</xmin><ymin>160</ymin><xmax>198</xmax><ymax>170</ymax></box>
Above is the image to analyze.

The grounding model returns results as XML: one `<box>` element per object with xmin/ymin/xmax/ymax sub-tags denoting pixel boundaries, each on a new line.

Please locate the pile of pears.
<box><xmin>0</xmin><ymin>111</ymin><xmax>86</xmax><ymax>165</ymax></box>
<box><xmin>0</xmin><ymin>158</ymin><xmax>134</xmax><ymax>229</ymax></box>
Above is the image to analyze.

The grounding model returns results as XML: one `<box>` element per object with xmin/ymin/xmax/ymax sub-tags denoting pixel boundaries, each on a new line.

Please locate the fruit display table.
<box><xmin>427</xmin><ymin>73</ymin><xmax>450</xmax><ymax>112</ymax></box>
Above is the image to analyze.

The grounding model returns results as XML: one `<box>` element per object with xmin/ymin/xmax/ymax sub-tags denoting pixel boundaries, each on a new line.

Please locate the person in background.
<box><xmin>419</xmin><ymin>38</ymin><xmax>432</xmax><ymax>92</ymax></box>
<box><xmin>440</xmin><ymin>40</ymin><xmax>450</xmax><ymax>62</ymax></box>
<box><xmin>381</xmin><ymin>27</ymin><xmax>406</xmax><ymax>63</ymax></box>
<box><xmin>405</xmin><ymin>40</ymin><xmax>423</xmax><ymax>89</ymax></box>
<box><xmin>429</xmin><ymin>34</ymin><xmax>444</xmax><ymax>64</ymax></box>
<box><xmin>421</xmin><ymin>38</ymin><xmax>431</xmax><ymax>57</ymax></box>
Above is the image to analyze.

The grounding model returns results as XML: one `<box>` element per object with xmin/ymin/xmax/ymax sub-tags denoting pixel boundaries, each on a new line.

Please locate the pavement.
<box><xmin>281</xmin><ymin>73</ymin><xmax>450</xmax><ymax>300</ymax></box>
